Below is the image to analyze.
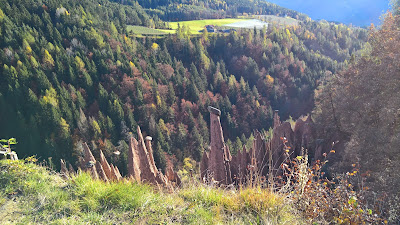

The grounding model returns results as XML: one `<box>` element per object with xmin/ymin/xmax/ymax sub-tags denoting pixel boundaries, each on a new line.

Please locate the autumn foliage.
<box><xmin>314</xmin><ymin>12</ymin><xmax>400</xmax><ymax>223</ymax></box>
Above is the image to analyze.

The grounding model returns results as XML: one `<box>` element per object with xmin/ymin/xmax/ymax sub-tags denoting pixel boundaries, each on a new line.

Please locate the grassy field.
<box><xmin>167</xmin><ymin>18</ymin><xmax>249</xmax><ymax>34</ymax></box>
<box><xmin>0</xmin><ymin>159</ymin><xmax>302</xmax><ymax>224</ymax></box>
<box><xmin>127</xmin><ymin>25</ymin><xmax>173</xmax><ymax>36</ymax></box>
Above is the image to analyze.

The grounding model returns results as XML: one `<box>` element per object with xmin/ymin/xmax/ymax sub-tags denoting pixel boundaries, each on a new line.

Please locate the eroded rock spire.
<box><xmin>204</xmin><ymin>106</ymin><xmax>232</xmax><ymax>185</ymax></box>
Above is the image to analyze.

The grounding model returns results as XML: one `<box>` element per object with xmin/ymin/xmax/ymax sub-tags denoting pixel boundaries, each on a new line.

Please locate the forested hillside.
<box><xmin>0</xmin><ymin>0</ymin><xmax>367</xmax><ymax>174</ymax></box>
<box><xmin>122</xmin><ymin>0</ymin><xmax>309</xmax><ymax>21</ymax></box>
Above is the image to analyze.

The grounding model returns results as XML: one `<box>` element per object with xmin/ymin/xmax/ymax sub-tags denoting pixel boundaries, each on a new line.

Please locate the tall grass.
<box><xmin>0</xmin><ymin>159</ymin><xmax>302</xmax><ymax>224</ymax></box>
<box><xmin>1</xmin><ymin>153</ymin><xmax>386</xmax><ymax>224</ymax></box>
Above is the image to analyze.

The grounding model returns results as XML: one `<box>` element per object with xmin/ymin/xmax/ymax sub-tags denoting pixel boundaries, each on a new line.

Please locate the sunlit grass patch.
<box><xmin>127</xmin><ymin>25</ymin><xmax>170</xmax><ymax>35</ymax></box>
<box><xmin>168</xmin><ymin>18</ymin><xmax>249</xmax><ymax>34</ymax></box>
<box><xmin>0</xmin><ymin>159</ymin><xmax>303</xmax><ymax>224</ymax></box>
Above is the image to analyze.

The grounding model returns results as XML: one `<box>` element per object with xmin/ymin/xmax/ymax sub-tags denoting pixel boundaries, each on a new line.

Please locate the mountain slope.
<box><xmin>267</xmin><ymin>0</ymin><xmax>390</xmax><ymax>27</ymax></box>
<box><xmin>0</xmin><ymin>0</ymin><xmax>366</xmax><ymax>173</ymax></box>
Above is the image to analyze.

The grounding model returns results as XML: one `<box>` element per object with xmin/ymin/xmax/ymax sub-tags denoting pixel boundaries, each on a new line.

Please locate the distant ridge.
<box><xmin>267</xmin><ymin>0</ymin><xmax>390</xmax><ymax>27</ymax></box>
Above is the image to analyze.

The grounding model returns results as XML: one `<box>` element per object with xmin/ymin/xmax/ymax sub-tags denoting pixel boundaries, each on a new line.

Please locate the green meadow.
<box><xmin>127</xmin><ymin>25</ymin><xmax>173</xmax><ymax>35</ymax></box>
<box><xmin>167</xmin><ymin>18</ymin><xmax>249</xmax><ymax>34</ymax></box>
<box><xmin>128</xmin><ymin>18</ymin><xmax>250</xmax><ymax>36</ymax></box>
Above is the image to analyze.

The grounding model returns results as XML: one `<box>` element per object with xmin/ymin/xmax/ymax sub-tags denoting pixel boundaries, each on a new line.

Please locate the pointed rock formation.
<box><xmin>136</xmin><ymin>126</ymin><xmax>158</xmax><ymax>184</ymax></box>
<box><xmin>156</xmin><ymin>171</ymin><xmax>168</xmax><ymax>186</ymax></box>
<box><xmin>128</xmin><ymin>137</ymin><xmax>141</xmax><ymax>182</ymax></box>
<box><xmin>166</xmin><ymin>165</ymin><xmax>181</xmax><ymax>186</ymax></box>
<box><xmin>80</xmin><ymin>143</ymin><xmax>99</xmax><ymax>179</ymax></box>
<box><xmin>204</xmin><ymin>106</ymin><xmax>232</xmax><ymax>185</ymax></box>
<box><xmin>253</xmin><ymin>130</ymin><xmax>268</xmax><ymax>176</ymax></box>
<box><xmin>114</xmin><ymin>166</ymin><xmax>122</xmax><ymax>180</ymax></box>
<box><xmin>61</xmin><ymin>127</ymin><xmax>180</xmax><ymax>186</ymax></box>
<box><xmin>200</xmin><ymin>150</ymin><xmax>209</xmax><ymax>181</ymax></box>
<box><xmin>145</xmin><ymin>136</ymin><xmax>157</xmax><ymax>173</ymax></box>
<box><xmin>231</xmin><ymin>145</ymin><xmax>251</xmax><ymax>184</ymax></box>
<box><xmin>68</xmin><ymin>163</ymin><xmax>75</xmax><ymax>175</ymax></box>
<box><xmin>110</xmin><ymin>164</ymin><xmax>118</xmax><ymax>181</ymax></box>
<box><xmin>75</xmin><ymin>142</ymin><xmax>112</xmax><ymax>181</ymax></box>
<box><xmin>230</xmin><ymin>150</ymin><xmax>239</xmax><ymax>183</ymax></box>
<box><xmin>89</xmin><ymin>164</ymin><xmax>99</xmax><ymax>180</ymax></box>
<box><xmin>125</xmin><ymin>126</ymin><xmax>177</xmax><ymax>186</ymax></box>
<box><xmin>96</xmin><ymin>161</ymin><xmax>108</xmax><ymax>182</ymax></box>
<box><xmin>110</xmin><ymin>164</ymin><xmax>122</xmax><ymax>181</ymax></box>
<box><xmin>60</xmin><ymin>159</ymin><xmax>68</xmax><ymax>174</ymax></box>
<box><xmin>271</xmin><ymin>121</ymin><xmax>294</xmax><ymax>172</ymax></box>
<box><xmin>274</xmin><ymin>110</ymin><xmax>281</xmax><ymax>129</ymax></box>
<box><xmin>294</xmin><ymin>116</ymin><xmax>314</xmax><ymax>157</ymax></box>
<box><xmin>106</xmin><ymin>163</ymin><xmax>117</xmax><ymax>181</ymax></box>
<box><xmin>78</xmin><ymin>156</ymin><xmax>86</xmax><ymax>170</ymax></box>
<box><xmin>99</xmin><ymin>150</ymin><xmax>112</xmax><ymax>180</ymax></box>
<box><xmin>83</xmin><ymin>142</ymin><xmax>96</xmax><ymax>165</ymax></box>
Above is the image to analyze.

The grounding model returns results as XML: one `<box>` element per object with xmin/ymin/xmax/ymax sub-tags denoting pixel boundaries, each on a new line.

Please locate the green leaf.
<box><xmin>0</xmin><ymin>139</ymin><xmax>8</xmax><ymax>143</ymax></box>
<box><xmin>8</xmin><ymin>138</ymin><xmax>17</xmax><ymax>144</ymax></box>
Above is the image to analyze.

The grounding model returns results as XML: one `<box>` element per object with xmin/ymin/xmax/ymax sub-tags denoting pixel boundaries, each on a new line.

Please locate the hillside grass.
<box><xmin>167</xmin><ymin>18</ymin><xmax>249</xmax><ymax>34</ymax></box>
<box><xmin>127</xmin><ymin>25</ymin><xmax>173</xmax><ymax>36</ymax></box>
<box><xmin>0</xmin><ymin>159</ymin><xmax>303</xmax><ymax>224</ymax></box>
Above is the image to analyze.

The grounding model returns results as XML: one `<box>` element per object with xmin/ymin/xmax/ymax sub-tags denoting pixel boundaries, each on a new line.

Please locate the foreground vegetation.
<box><xmin>1</xmin><ymin>154</ymin><xmax>389</xmax><ymax>224</ymax></box>
<box><xmin>0</xmin><ymin>159</ymin><xmax>300</xmax><ymax>224</ymax></box>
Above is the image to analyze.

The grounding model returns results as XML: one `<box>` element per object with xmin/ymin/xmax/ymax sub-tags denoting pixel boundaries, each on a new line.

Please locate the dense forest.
<box><xmin>0</xmin><ymin>0</ymin><xmax>367</xmax><ymax>175</ymax></box>
<box><xmin>111</xmin><ymin>0</ymin><xmax>310</xmax><ymax>22</ymax></box>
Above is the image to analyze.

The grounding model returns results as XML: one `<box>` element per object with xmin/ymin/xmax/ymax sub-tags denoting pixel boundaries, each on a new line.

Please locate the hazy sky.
<box><xmin>267</xmin><ymin>0</ymin><xmax>390</xmax><ymax>26</ymax></box>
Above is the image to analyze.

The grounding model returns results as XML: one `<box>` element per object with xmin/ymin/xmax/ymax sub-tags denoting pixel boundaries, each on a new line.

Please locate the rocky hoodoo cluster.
<box><xmin>201</xmin><ymin>107</ymin><xmax>317</xmax><ymax>185</ymax></box>
<box><xmin>60</xmin><ymin>126</ymin><xmax>180</xmax><ymax>186</ymax></box>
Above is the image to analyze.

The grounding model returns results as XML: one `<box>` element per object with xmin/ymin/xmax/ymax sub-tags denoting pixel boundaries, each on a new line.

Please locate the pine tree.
<box><xmin>191</xmin><ymin>126</ymin><xmax>204</xmax><ymax>161</ymax></box>
<box><xmin>154</xmin><ymin>143</ymin><xmax>167</xmax><ymax>173</ymax></box>
<box><xmin>42</xmin><ymin>49</ymin><xmax>55</xmax><ymax>68</ymax></box>
<box><xmin>233</xmin><ymin>137</ymin><xmax>243</xmax><ymax>156</ymax></box>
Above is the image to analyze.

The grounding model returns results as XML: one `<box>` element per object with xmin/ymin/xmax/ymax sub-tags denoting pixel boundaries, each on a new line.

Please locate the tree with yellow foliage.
<box><xmin>42</xmin><ymin>88</ymin><xmax>58</xmax><ymax>107</ymax></box>
<box><xmin>42</xmin><ymin>49</ymin><xmax>54</xmax><ymax>68</ymax></box>
<box><xmin>74</xmin><ymin>56</ymin><xmax>85</xmax><ymax>71</ymax></box>
<box><xmin>151</xmin><ymin>42</ymin><xmax>159</xmax><ymax>51</ymax></box>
